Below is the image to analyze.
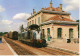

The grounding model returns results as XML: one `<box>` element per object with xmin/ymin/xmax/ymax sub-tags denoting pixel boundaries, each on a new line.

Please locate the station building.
<box><xmin>27</xmin><ymin>1</ymin><xmax>78</xmax><ymax>43</ymax></box>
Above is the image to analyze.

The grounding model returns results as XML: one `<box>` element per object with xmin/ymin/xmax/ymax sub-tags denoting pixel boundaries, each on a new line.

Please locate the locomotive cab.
<box><xmin>20</xmin><ymin>24</ymin><xmax>47</xmax><ymax>47</ymax></box>
<box><xmin>29</xmin><ymin>24</ymin><xmax>47</xmax><ymax>47</ymax></box>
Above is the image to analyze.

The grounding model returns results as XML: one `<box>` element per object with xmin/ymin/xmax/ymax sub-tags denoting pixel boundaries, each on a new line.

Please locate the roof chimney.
<box><xmin>50</xmin><ymin>0</ymin><xmax>53</xmax><ymax>10</ymax></box>
<box><xmin>41</xmin><ymin>8</ymin><xmax>44</xmax><ymax>10</ymax></box>
<box><xmin>50</xmin><ymin>0</ymin><xmax>52</xmax><ymax>8</ymax></box>
<box><xmin>33</xmin><ymin>9</ymin><xmax>36</xmax><ymax>14</ymax></box>
<box><xmin>60</xmin><ymin>4</ymin><xmax>62</xmax><ymax>11</ymax></box>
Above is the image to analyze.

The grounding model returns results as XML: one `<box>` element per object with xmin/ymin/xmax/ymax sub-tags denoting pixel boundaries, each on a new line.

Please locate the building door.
<box><xmin>69</xmin><ymin>29</ymin><xmax>73</xmax><ymax>41</ymax></box>
<box><xmin>42</xmin><ymin>29</ymin><xmax>45</xmax><ymax>39</ymax></box>
<box><xmin>58</xmin><ymin>28</ymin><xmax>62</xmax><ymax>38</ymax></box>
<box><xmin>47</xmin><ymin>28</ymin><xmax>50</xmax><ymax>41</ymax></box>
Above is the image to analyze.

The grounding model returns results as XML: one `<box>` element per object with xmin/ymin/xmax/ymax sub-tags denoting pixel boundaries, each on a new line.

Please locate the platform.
<box><xmin>47</xmin><ymin>41</ymin><xmax>79</xmax><ymax>54</ymax></box>
<box><xmin>0</xmin><ymin>37</ymin><xmax>17</xmax><ymax>55</ymax></box>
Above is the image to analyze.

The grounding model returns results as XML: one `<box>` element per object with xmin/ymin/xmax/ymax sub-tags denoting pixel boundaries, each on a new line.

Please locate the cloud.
<box><xmin>0</xmin><ymin>20</ymin><xmax>13</xmax><ymax>24</ymax></box>
<box><xmin>0</xmin><ymin>5</ymin><xmax>5</xmax><ymax>12</ymax></box>
<box><xmin>63</xmin><ymin>0</ymin><xmax>79</xmax><ymax>11</ymax></box>
<box><xmin>8</xmin><ymin>13</ymin><xmax>30</xmax><ymax>32</ymax></box>
<box><xmin>8</xmin><ymin>22</ymin><xmax>27</xmax><ymax>32</ymax></box>
<box><xmin>13</xmin><ymin>13</ymin><xmax>30</xmax><ymax>20</ymax></box>
<box><xmin>0</xmin><ymin>20</ymin><xmax>27</xmax><ymax>32</ymax></box>
<box><xmin>0</xmin><ymin>20</ymin><xmax>13</xmax><ymax>32</ymax></box>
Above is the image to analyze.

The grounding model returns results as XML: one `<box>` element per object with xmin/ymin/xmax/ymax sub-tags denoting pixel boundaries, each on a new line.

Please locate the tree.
<box><xmin>19</xmin><ymin>24</ymin><xmax>24</xmax><ymax>33</ymax></box>
<box><xmin>0</xmin><ymin>32</ymin><xmax>3</xmax><ymax>36</ymax></box>
<box><xmin>4</xmin><ymin>32</ymin><xmax>8</xmax><ymax>34</ymax></box>
<box><xmin>76</xmin><ymin>20</ymin><xmax>79</xmax><ymax>22</ymax></box>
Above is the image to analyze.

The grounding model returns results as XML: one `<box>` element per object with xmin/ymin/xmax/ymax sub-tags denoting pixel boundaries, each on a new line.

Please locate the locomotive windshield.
<box><xmin>33</xmin><ymin>32</ymin><xmax>36</xmax><ymax>39</ymax></box>
<box><xmin>33</xmin><ymin>30</ymin><xmax>42</xmax><ymax>40</ymax></box>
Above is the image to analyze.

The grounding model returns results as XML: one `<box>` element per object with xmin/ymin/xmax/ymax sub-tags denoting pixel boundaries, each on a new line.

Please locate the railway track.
<box><xmin>4</xmin><ymin>37</ymin><xmax>78</xmax><ymax>55</ymax></box>
<box><xmin>5</xmin><ymin>37</ymin><xmax>36</xmax><ymax>55</ymax></box>
<box><xmin>38</xmin><ymin>47</ymin><xmax>76</xmax><ymax>55</ymax></box>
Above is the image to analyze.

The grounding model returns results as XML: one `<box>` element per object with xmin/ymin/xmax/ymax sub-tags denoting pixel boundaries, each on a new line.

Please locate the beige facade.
<box><xmin>27</xmin><ymin>13</ymin><xmax>70</xmax><ymax>26</ymax></box>
<box><xmin>27</xmin><ymin>13</ymin><xmax>42</xmax><ymax>26</ymax></box>
<box><xmin>27</xmin><ymin>1</ymin><xmax>78</xmax><ymax>43</ymax></box>
<box><xmin>41</xmin><ymin>24</ymin><xmax>78</xmax><ymax>42</ymax></box>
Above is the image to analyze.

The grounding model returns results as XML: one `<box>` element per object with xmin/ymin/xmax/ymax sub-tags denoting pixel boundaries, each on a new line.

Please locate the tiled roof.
<box><xmin>46</xmin><ymin>15</ymin><xmax>75</xmax><ymax>22</ymax></box>
<box><xmin>45</xmin><ymin>7</ymin><xmax>55</xmax><ymax>10</ymax></box>
<box><xmin>44</xmin><ymin>7</ymin><xmax>61</xmax><ymax>11</ymax></box>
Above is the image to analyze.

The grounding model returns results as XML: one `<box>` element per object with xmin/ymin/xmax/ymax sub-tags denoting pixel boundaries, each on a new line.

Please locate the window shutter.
<box><xmin>35</xmin><ymin>19</ymin><xmax>36</xmax><ymax>24</ymax></box>
<box><xmin>38</xmin><ymin>17</ymin><xmax>40</xmax><ymax>24</ymax></box>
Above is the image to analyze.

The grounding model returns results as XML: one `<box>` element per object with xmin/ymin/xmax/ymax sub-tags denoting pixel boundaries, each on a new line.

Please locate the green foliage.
<box><xmin>18</xmin><ymin>33</ymin><xmax>21</xmax><ymax>37</ymax></box>
<box><xmin>76</xmin><ymin>20</ymin><xmax>79</xmax><ymax>22</ymax></box>
<box><xmin>0</xmin><ymin>32</ymin><xmax>4</xmax><ymax>36</ymax></box>
<box><xmin>4</xmin><ymin>32</ymin><xmax>8</xmax><ymax>34</ymax></box>
<box><xmin>19</xmin><ymin>24</ymin><xmax>24</xmax><ymax>32</ymax></box>
<box><xmin>0</xmin><ymin>32</ymin><xmax>8</xmax><ymax>36</ymax></box>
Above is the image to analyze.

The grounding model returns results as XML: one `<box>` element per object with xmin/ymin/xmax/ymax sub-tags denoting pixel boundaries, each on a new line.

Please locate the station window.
<box><xmin>57</xmin><ymin>28</ymin><xmax>62</xmax><ymax>38</ymax></box>
<box><xmin>42</xmin><ymin>29</ymin><xmax>45</xmax><ymax>38</ymax></box>
<box><xmin>30</xmin><ymin>21</ymin><xmax>31</xmax><ymax>25</ymax></box>
<box><xmin>28</xmin><ymin>22</ymin><xmax>29</xmax><ymax>26</ymax></box>
<box><xmin>47</xmin><ymin>28</ymin><xmax>50</xmax><ymax>41</ymax></box>
<box><xmin>35</xmin><ymin>19</ymin><xmax>36</xmax><ymax>24</ymax></box>
<box><xmin>38</xmin><ymin>17</ymin><xmax>40</xmax><ymax>24</ymax></box>
<box><xmin>69</xmin><ymin>28</ymin><xmax>73</xmax><ymax>40</ymax></box>
<box><xmin>32</xmin><ymin>20</ymin><xmax>34</xmax><ymax>24</ymax></box>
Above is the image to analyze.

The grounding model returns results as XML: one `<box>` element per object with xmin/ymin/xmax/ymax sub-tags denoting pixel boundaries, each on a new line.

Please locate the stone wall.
<box><xmin>41</xmin><ymin>24</ymin><xmax>78</xmax><ymax>42</ymax></box>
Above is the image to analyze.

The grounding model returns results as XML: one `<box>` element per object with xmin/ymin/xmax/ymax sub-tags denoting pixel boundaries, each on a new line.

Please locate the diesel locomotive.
<box><xmin>19</xmin><ymin>24</ymin><xmax>47</xmax><ymax>47</ymax></box>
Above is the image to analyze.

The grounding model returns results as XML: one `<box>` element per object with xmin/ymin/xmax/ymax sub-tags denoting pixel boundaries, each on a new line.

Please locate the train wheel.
<box><xmin>42</xmin><ymin>39</ymin><xmax>47</xmax><ymax>47</ymax></box>
<box><xmin>32</xmin><ymin>40</ymin><xmax>37</xmax><ymax>47</ymax></box>
<box><xmin>37</xmin><ymin>42</ymin><xmax>42</xmax><ymax>48</ymax></box>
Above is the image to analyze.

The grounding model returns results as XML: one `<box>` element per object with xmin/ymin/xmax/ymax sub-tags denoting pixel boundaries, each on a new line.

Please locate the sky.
<box><xmin>0</xmin><ymin>0</ymin><xmax>79</xmax><ymax>32</ymax></box>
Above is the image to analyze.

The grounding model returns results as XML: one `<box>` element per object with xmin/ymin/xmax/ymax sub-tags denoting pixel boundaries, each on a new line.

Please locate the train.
<box><xmin>8</xmin><ymin>31</ymin><xmax>18</xmax><ymax>40</ymax></box>
<box><xmin>7</xmin><ymin>24</ymin><xmax>47</xmax><ymax>47</ymax></box>
<box><xmin>19</xmin><ymin>24</ymin><xmax>47</xmax><ymax>47</ymax></box>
